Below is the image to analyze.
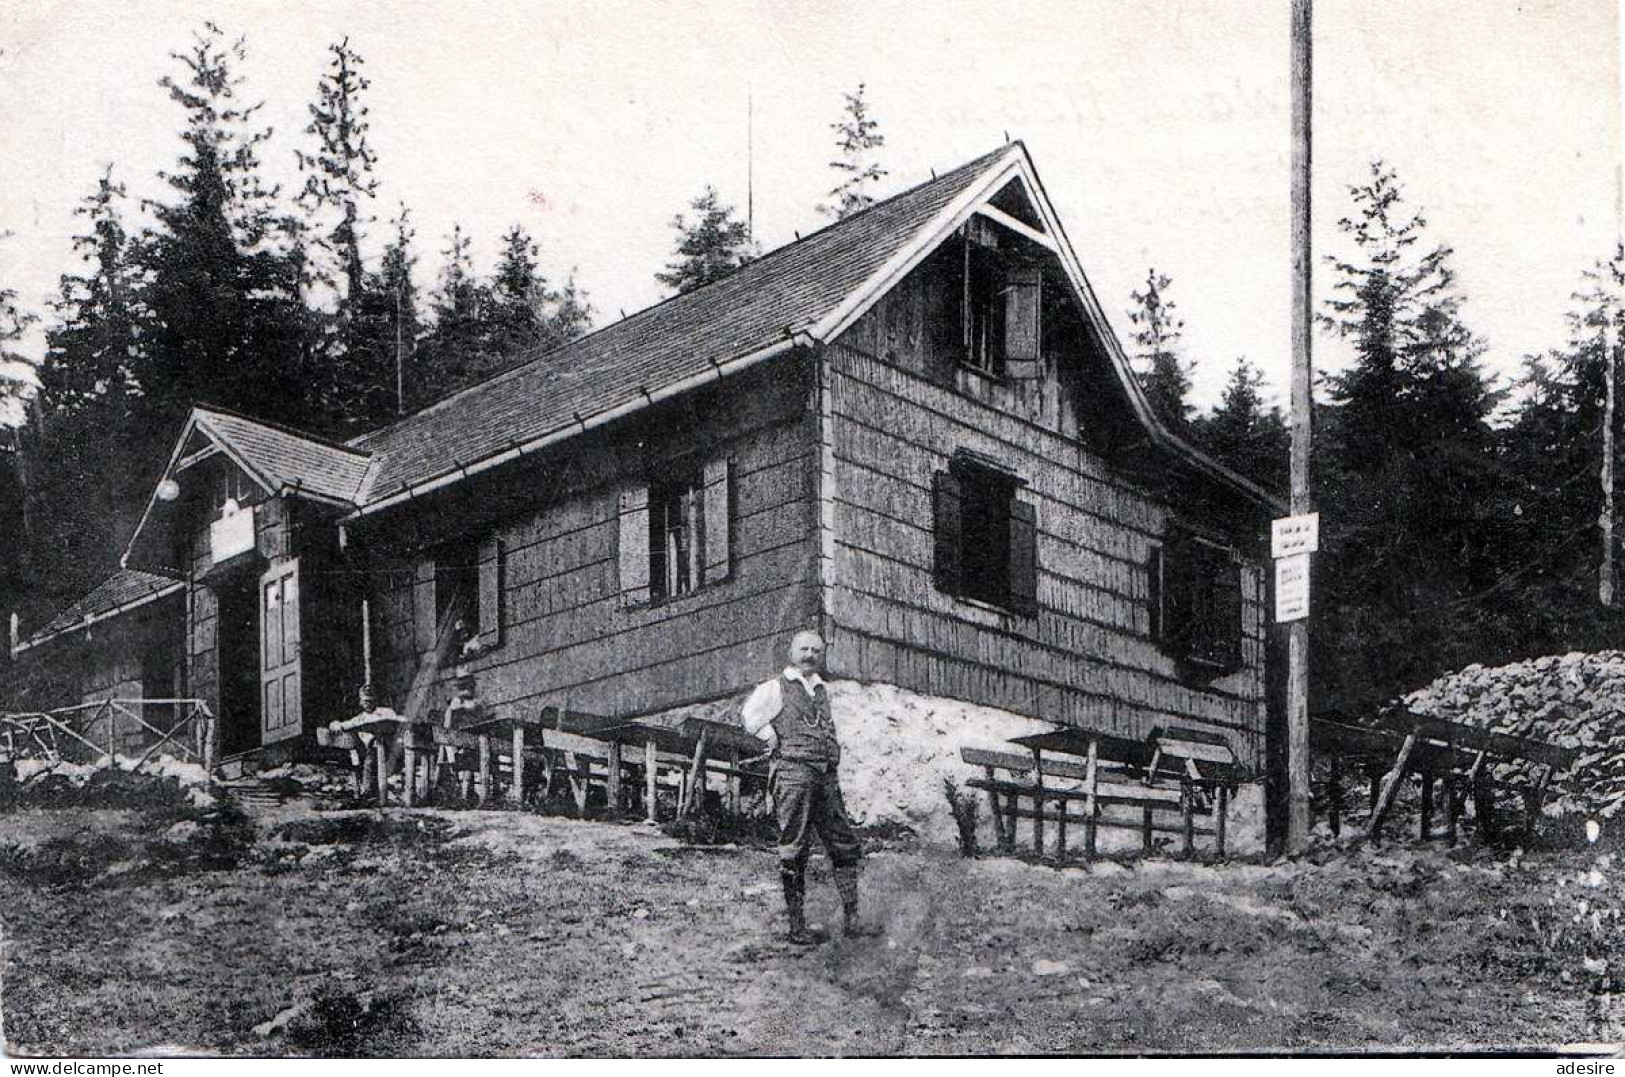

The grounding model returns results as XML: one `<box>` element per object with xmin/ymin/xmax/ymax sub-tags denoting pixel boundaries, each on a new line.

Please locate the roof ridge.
<box><xmin>349</xmin><ymin>143</ymin><xmax>1017</xmax><ymax>448</ymax></box>
<box><xmin>195</xmin><ymin>402</ymin><xmax>373</xmax><ymax>456</ymax></box>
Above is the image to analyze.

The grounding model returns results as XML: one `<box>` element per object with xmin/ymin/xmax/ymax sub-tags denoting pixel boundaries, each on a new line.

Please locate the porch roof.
<box><xmin>16</xmin><ymin>568</ymin><xmax>183</xmax><ymax>654</ymax></box>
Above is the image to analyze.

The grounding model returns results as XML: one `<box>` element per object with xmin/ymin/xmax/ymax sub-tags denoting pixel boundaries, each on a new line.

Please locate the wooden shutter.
<box><xmin>618</xmin><ymin>485</ymin><xmax>651</xmax><ymax>607</ymax></box>
<box><xmin>413</xmin><ymin>557</ymin><xmax>437</xmax><ymax>656</ymax></box>
<box><xmin>1004</xmin><ymin>265</ymin><xmax>1043</xmax><ymax>379</ymax></box>
<box><xmin>932</xmin><ymin>469</ymin><xmax>963</xmax><ymax>595</ymax></box>
<box><xmin>1213</xmin><ymin>555</ymin><xmax>1244</xmax><ymax>670</ymax></box>
<box><xmin>702</xmin><ymin>457</ymin><xmax>731</xmax><ymax>585</ymax></box>
<box><xmin>1008</xmin><ymin>497</ymin><xmax>1039</xmax><ymax>616</ymax></box>
<box><xmin>1162</xmin><ymin>530</ymin><xmax>1196</xmax><ymax>658</ymax></box>
<box><xmin>477</xmin><ymin>532</ymin><xmax>503</xmax><ymax>648</ymax></box>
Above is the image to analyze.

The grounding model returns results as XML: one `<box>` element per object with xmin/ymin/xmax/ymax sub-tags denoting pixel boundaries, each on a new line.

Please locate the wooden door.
<box><xmin>259</xmin><ymin>559</ymin><xmax>302</xmax><ymax>745</ymax></box>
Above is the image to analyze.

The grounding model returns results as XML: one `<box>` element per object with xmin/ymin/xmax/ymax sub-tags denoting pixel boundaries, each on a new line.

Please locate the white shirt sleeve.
<box><xmin>740</xmin><ymin>679</ymin><xmax>782</xmax><ymax>749</ymax></box>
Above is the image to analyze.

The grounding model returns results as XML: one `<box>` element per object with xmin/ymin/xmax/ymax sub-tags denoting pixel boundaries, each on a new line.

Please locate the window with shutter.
<box><xmin>618</xmin><ymin>485</ymin><xmax>651</xmax><ymax>607</ymax></box>
<box><xmin>932</xmin><ymin>452</ymin><xmax>1037</xmax><ymax>617</ymax></box>
<box><xmin>477</xmin><ymin>533</ymin><xmax>503</xmax><ymax>648</ymax></box>
<box><xmin>702</xmin><ymin>457</ymin><xmax>731</xmax><ymax>585</ymax></box>
<box><xmin>623</xmin><ymin>454</ymin><xmax>733</xmax><ymax>607</ymax></box>
<box><xmin>1156</xmin><ymin>526</ymin><xmax>1243</xmax><ymax>672</ymax></box>
<box><xmin>1003</xmin><ymin>264</ymin><xmax>1043</xmax><ymax>380</ymax></box>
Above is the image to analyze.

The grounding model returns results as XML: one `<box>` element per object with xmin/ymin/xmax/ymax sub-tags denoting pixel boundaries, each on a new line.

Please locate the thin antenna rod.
<box><xmin>747</xmin><ymin>91</ymin><xmax>755</xmax><ymax>240</ymax></box>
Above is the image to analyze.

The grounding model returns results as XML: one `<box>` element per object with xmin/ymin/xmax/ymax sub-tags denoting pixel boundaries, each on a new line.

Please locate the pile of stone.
<box><xmin>1403</xmin><ymin>651</ymin><xmax>1625</xmax><ymax>818</ymax></box>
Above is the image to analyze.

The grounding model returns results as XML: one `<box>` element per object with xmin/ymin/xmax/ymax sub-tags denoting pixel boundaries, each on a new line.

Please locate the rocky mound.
<box><xmin>1405</xmin><ymin>651</ymin><xmax>1625</xmax><ymax>818</ymax></box>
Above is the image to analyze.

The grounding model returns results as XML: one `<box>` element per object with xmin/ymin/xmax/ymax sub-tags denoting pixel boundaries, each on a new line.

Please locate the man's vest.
<box><xmin>769</xmin><ymin>674</ymin><xmax>840</xmax><ymax>767</ymax></box>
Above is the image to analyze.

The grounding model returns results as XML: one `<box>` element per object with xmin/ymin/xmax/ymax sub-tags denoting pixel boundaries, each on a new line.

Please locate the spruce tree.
<box><xmin>1497</xmin><ymin>244</ymin><xmax>1625</xmax><ymax>653</ymax></box>
<box><xmin>296</xmin><ymin>37</ymin><xmax>378</xmax><ymax>315</ymax></box>
<box><xmin>1127</xmin><ymin>268</ymin><xmax>1194</xmax><ymax>431</ymax></box>
<box><xmin>348</xmin><ymin>203</ymin><xmax>420</xmax><ymax>426</ymax></box>
<box><xmin>410</xmin><ymin>224</ymin><xmax>494</xmax><ymax>408</ymax></box>
<box><xmin>0</xmin><ymin>234</ymin><xmax>36</xmax><ymax>421</ymax></box>
<box><xmin>1314</xmin><ymin>161</ymin><xmax>1510</xmax><ymax>708</ymax></box>
<box><xmin>136</xmin><ymin>23</ymin><xmax>311</xmax><ymax>435</ymax></box>
<box><xmin>28</xmin><ymin>171</ymin><xmax>149</xmax><ymax>604</ymax></box>
<box><xmin>819</xmin><ymin>83</ymin><xmax>887</xmax><ymax>220</ymax></box>
<box><xmin>1195</xmin><ymin>357</ymin><xmax>1289</xmax><ymax>494</ymax></box>
<box><xmin>655</xmin><ymin>187</ymin><xmax>754</xmax><ymax>296</ymax></box>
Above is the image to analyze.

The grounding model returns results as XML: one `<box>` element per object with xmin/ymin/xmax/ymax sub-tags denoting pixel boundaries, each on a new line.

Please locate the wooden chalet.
<box><xmin>7</xmin><ymin>142</ymin><xmax>1283</xmax><ymax>779</ymax></box>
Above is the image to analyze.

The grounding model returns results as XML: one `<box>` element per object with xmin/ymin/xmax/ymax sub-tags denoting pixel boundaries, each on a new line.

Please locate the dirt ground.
<box><xmin>2</xmin><ymin>796</ymin><xmax>1622</xmax><ymax>1057</ymax></box>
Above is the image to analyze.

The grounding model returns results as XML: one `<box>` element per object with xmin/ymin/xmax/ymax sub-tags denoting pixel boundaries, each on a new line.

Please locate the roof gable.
<box><xmin>121</xmin><ymin>406</ymin><xmax>373</xmax><ymax>569</ymax></box>
<box><xmin>347</xmin><ymin>145</ymin><xmax>1016</xmax><ymax>508</ymax></box>
<box><xmin>346</xmin><ymin>141</ymin><xmax>1279</xmax><ymax>516</ymax></box>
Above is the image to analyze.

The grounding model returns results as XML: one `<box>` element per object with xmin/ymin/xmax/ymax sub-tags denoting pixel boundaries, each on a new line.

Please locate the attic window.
<box><xmin>934</xmin><ymin>221</ymin><xmax>1044</xmax><ymax>381</ymax></box>
<box><xmin>215</xmin><ymin>465</ymin><xmax>255</xmax><ymax>517</ymax></box>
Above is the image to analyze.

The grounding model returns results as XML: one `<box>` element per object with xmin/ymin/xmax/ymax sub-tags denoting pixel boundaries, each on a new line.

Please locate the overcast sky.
<box><xmin>1</xmin><ymin>0</ymin><xmax>1619</xmax><ymax>416</ymax></box>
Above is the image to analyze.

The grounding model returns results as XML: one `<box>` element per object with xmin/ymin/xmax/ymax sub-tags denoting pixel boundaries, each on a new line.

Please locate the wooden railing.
<box><xmin>0</xmin><ymin>699</ymin><xmax>218</xmax><ymax>772</ymax></box>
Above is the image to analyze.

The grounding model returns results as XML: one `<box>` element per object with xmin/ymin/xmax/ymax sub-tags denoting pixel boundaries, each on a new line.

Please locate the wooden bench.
<box><xmin>961</xmin><ymin>738</ymin><xmax>1224</xmax><ymax>861</ymax></box>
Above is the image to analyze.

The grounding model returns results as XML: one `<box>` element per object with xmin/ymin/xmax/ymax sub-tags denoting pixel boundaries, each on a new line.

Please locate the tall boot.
<box><xmin>780</xmin><ymin>859</ymin><xmax>819</xmax><ymax>945</ymax></box>
<box><xmin>833</xmin><ymin>864</ymin><xmax>881</xmax><ymax>937</ymax></box>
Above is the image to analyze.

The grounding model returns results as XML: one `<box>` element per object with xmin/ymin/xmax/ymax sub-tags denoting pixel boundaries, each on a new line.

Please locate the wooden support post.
<box><xmin>645</xmin><ymin>738</ymin><xmax>659</xmax><ymax>823</ymax></box>
<box><xmin>726</xmin><ymin>747</ymin><xmax>740</xmax><ymax>813</ymax></box>
<box><xmin>1142</xmin><ymin>804</ymin><xmax>1154</xmax><ymax>854</ymax></box>
<box><xmin>1368</xmin><ymin>732</ymin><xmax>1418</xmax><ymax>842</ymax></box>
<box><xmin>375</xmin><ymin>737</ymin><xmax>389</xmax><ymax>809</ymax></box>
<box><xmin>984</xmin><ymin>766</ymin><xmax>1007</xmax><ymax>848</ymax></box>
<box><xmin>511</xmin><ymin>726</ymin><xmax>526</xmax><ymax>806</ymax></box>
<box><xmin>1419</xmin><ymin>770</ymin><xmax>1434</xmax><ymax>841</ymax></box>
<box><xmin>1083</xmin><ymin>740</ymin><xmax>1099</xmax><ymax>861</ymax></box>
<box><xmin>1445</xmin><ymin>770</ymin><xmax>1459</xmax><ymax>845</ymax></box>
<box><xmin>1031</xmin><ymin>749</ymin><xmax>1045</xmax><ymax>856</ymax></box>
<box><xmin>1328</xmin><ymin>753</ymin><xmax>1343</xmax><ymax>838</ymax></box>
<box><xmin>607</xmin><ymin>741</ymin><xmax>623</xmax><ymax>813</ymax></box>
<box><xmin>682</xmin><ymin>729</ymin><xmax>711</xmax><ymax>818</ymax></box>
<box><xmin>1181</xmin><ymin>780</ymin><xmax>1196</xmax><ymax>858</ymax></box>
<box><xmin>1465</xmin><ymin>748</ymin><xmax>1491</xmax><ymax>845</ymax></box>
<box><xmin>1524</xmin><ymin>765</ymin><xmax>1553</xmax><ymax>845</ymax></box>
<box><xmin>1055</xmin><ymin>794</ymin><xmax>1068</xmax><ymax>862</ymax></box>
<box><xmin>565</xmin><ymin>752</ymin><xmax>589</xmax><ymax>813</ymax></box>
<box><xmin>402</xmin><ymin>726</ymin><xmax>417</xmax><ymax>808</ymax></box>
<box><xmin>478</xmin><ymin>734</ymin><xmax>492</xmax><ymax>806</ymax></box>
<box><xmin>1473</xmin><ymin>773</ymin><xmax>1495</xmax><ymax>844</ymax></box>
<box><xmin>1216</xmin><ymin>785</ymin><xmax>1229</xmax><ymax>857</ymax></box>
<box><xmin>1005</xmin><ymin>790</ymin><xmax>1018</xmax><ymax>853</ymax></box>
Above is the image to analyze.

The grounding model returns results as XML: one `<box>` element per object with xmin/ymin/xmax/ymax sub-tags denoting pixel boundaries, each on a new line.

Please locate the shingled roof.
<box><xmin>197</xmin><ymin>408</ymin><xmax>371</xmax><ymax>504</ymax></box>
<box><xmin>348</xmin><ymin>144</ymin><xmax>1014</xmax><ymax>504</ymax></box>
<box><xmin>18</xmin><ymin>568</ymin><xmax>182</xmax><ymax>651</ymax></box>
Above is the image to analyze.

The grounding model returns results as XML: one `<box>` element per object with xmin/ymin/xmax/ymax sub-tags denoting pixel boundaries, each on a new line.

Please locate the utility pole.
<box><xmin>395</xmin><ymin>278</ymin><xmax>405</xmax><ymax>417</ymax></box>
<box><xmin>1287</xmin><ymin>0</ymin><xmax>1314</xmax><ymax>852</ymax></box>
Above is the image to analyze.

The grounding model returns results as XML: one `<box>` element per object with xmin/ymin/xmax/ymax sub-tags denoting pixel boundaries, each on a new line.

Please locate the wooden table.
<box><xmin>1310</xmin><ymin>712</ymin><xmax>1579</xmax><ymax>844</ymax></box>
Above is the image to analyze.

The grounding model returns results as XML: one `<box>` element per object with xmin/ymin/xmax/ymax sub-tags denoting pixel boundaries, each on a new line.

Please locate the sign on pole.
<box><xmin>1272</xmin><ymin>513</ymin><xmax>1320</xmax><ymax>559</ymax></box>
<box><xmin>1275</xmin><ymin>553</ymin><xmax>1311</xmax><ymax>623</ymax></box>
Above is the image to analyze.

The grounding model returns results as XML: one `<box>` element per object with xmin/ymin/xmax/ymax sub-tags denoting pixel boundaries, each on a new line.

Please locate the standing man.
<box><xmin>741</xmin><ymin>629</ymin><xmax>881</xmax><ymax>945</ymax></box>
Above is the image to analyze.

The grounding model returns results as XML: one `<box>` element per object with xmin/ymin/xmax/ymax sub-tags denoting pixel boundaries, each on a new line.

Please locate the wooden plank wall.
<box><xmin>184</xmin><ymin>484</ymin><xmax>291</xmax><ymax>739</ymax></box>
<box><xmin>364</xmin><ymin>362</ymin><xmax>822</xmax><ymax>725</ymax></box>
<box><xmin>826</xmin><ymin>280</ymin><xmax>1269</xmax><ymax>769</ymax></box>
